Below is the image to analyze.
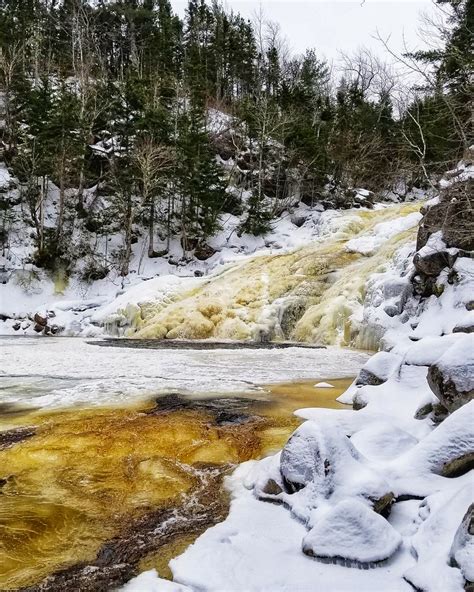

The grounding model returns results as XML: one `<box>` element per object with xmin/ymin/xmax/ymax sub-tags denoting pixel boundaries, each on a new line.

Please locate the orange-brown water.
<box><xmin>0</xmin><ymin>379</ymin><xmax>350</xmax><ymax>590</ymax></box>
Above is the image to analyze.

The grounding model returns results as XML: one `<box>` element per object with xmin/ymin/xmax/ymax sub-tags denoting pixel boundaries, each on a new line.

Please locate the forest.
<box><xmin>0</xmin><ymin>0</ymin><xmax>472</xmax><ymax>278</ymax></box>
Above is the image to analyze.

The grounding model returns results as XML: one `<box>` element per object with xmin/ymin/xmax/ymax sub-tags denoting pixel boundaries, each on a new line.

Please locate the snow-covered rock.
<box><xmin>302</xmin><ymin>500</ymin><xmax>402</xmax><ymax>566</ymax></box>
<box><xmin>427</xmin><ymin>335</ymin><xmax>474</xmax><ymax>412</ymax></box>
<box><xmin>450</xmin><ymin>503</ymin><xmax>474</xmax><ymax>585</ymax></box>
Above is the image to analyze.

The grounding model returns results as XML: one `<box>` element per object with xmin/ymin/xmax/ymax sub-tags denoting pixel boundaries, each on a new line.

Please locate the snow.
<box><xmin>345</xmin><ymin>212</ymin><xmax>421</xmax><ymax>256</ymax></box>
<box><xmin>0</xmin><ymin>161</ymin><xmax>12</xmax><ymax>189</ymax></box>
<box><xmin>314</xmin><ymin>382</ymin><xmax>334</xmax><ymax>388</ymax></box>
<box><xmin>403</xmin><ymin>485</ymin><xmax>472</xmax><ymax>592</ymax></box>
<box><xmin>169</xmin><ymin>463</ymin><xmax>415</xmax><ymax>592</ymax></box>
<box><xmin>302</xmin><ymin>499</ymin><xmax>402</xmax><ymax>564</ymax></box>
<box><xmin>121</xmin><ymin>570</ymin><xmax>191</xmax><ymax>592</ymax></box>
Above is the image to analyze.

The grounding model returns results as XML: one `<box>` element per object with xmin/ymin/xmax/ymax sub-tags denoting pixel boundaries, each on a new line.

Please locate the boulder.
<box><xmin>194</xmin><ymin>243</ymin><xmax>216</xmax><ymax>261</ymax></box>
<box><xmin>413</xmin><ymin>249</ymin><xmax>458</xmax><ymax>277</ymax></box>
<box><xmin>450</xmin><ymin>503</ymin><xmax>474</xmax><ymax>585</ymax></box>
<box><xmin>279</xmin><ymin>421</ymin><xmax>390</xmax><ymax>512</ymax></box>
<box><xmin>33</xmin><ymin>312</ymin><xmax>47</xmax><ymax>327</ymax></box>
<box><xmin>453</xmin><ymin>320</ymin><xmax>474</xmax><ymax>334</ymax></box>
<box><xmin>290</xmin><ymin>214</ymin><xmax>306</xmax><ymax>228</ymax></box>
<box><xmin>302</xmin><ymin>500</ymin><xmax>402</xmax><ymax>567</ymax></box>
<box><xmin>427</xmin><ymin>336</ymin><xmax>474</xmax><ymax>412</ymax></box>
<box><xmin>355</xmin><ymin>351</ymin><xmax>401</xmax><ymax>387</ymax></box>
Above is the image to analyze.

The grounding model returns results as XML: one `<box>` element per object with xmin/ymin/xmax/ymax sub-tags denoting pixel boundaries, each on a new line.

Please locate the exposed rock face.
<box><xmin>417</xmin><ymin>179</ymin><xmax>474</xmax><ymax>252</ymax></box>
<box><xmin>413</xmin><ymin>249</ymin><xmax>458</xmax><ymax>276</ymax></box>
<box><xmin>427</xmin><ymin>336</ymin><xmax>474</xmax><ymax>412</ymax></box>
<box><xmin>302</xmin><ymin>500</ymin><xmax>402</xmax><ymax>567</ymax></box>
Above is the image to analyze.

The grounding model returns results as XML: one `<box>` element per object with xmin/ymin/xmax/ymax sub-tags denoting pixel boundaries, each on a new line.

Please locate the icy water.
<box><xmin>0</xmin><ymin>338</ymin><xmax>367</xmax><ymax>590</ymax></box>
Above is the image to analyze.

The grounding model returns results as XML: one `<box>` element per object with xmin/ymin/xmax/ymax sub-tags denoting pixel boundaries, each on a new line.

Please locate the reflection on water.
<box><xmin>0</xmin><ymin>379</ymin><xmax>350</xmax><ymax>590</ymax></box>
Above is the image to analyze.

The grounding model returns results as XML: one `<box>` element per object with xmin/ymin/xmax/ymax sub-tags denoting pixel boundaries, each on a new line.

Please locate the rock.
<box><xmin>416</xmin><ymin>180</ymin><xmax>474</xmax><ymax>252</ymax></box>
<box><xmin>352</xmin><ymin>392</ymin><xmax>368</xmax><ymax>410</ymax></box>
<box><xmin>466</xmin><ymin>301</ymin><xmax>474</xmax><ymax>311</ymax></box>
<box><xmin>34</xmin><ymin>323</ymin><xmax>44</xmax><ymax>333</ymax></box>
<box><xmin>414</xmin><ymin>402</ymin><xmax>433</xmax><ymax>420</ymax></box>
<box><xmin>12</xmin><ymin>321</ymin><xmax>21</xmax><ymax>331</ymax></box>
<box><xmin>278</xmin><ymin>298</ymin><xmax>306</xmax><ymax>337</ymax></box>
<box><xmin>450</xmin><ymin>503</ymin><xmax>474</xmax><ymax>584</ymax></box>
<box><xmin>302</xmin><ymin>500</ymin><xmax>402</xmax><ymax>567</ymax></box>
<box><xmin>432</xmin><ymin>402</ymin><xmax>449</xmax><ymax>424</ymax></box>
<box><xmin>0</xmin><ymin>426</ymin><xmax>36</xmax><ymax>450</ymax></box>
<box><xmin>427</xmin><ymin>336</ymin><xmax>474</xmax><ymax>412</ymax></box>
<box><xmin>413</xmin><ymin>249</ymin><xmax>458</xmax><ymax>277</ymax></box>
<box><xmin>279</xmin><ymin>421</ymin><xmax>389</xmax><ymax>509</ymax></box>
<box><xmin>50</xmin><ymin>324</ymin><xmax>61</xmax><ymax>335</ymax></box>
<box><xmin>453</xmin><ymin>320</ymin><xmax>474</xmax><ymax>334</ymax></box>
<box><xmin>290</xmin><ymin>214</ymin><xmax>306</xmax><ymax>227</ymax></box>
<box><xmin>34</xmin><ymin>312</ymin><xmax>48</xmax><ymax>326</ymax></box>
<box><xmin>261</xmin><ymin>478</ymin><xmax>283</xmax><ymax>496</ymax></box>
<box><xmin>194</xmin><ymin>243</ymin><xmax>216</xmax><ymax>261</ymax></box>
<box><xmin>194</xmin><ymin>270</ymin><xmax>204</xmax><ymax>277</ymax></box>
<box><xmin>399</xmin><ymin>401</ymin><xmax>474</xmax><ymax>478</ymax></box>
<box><xmin>355</xmin><ymin>351</ymin><xmax>401</xmax><ymax>387</ymax></box>
<box><xmin>442</xmin><ymin>452</ymin><xmax>474</xmax><ymax>478</ymax></box>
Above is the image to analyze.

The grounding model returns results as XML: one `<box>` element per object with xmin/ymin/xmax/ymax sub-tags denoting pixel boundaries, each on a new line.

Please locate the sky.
<box><xmin>171</xmin><ymin>0</ymin><xmax>440</xmax><ymax>66</ymax></box>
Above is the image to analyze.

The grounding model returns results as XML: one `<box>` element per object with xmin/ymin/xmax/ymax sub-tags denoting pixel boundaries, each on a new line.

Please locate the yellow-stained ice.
<box><xmin>134</xmin><ymin>204</ymin><xmax>421</xmax><ymax>347</ymax></box>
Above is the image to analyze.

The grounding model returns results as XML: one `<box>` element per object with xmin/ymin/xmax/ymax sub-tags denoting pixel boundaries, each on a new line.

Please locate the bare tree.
<box><xmin>133</xmin><ymin>138</ymin><xmax>174</xmax><ymax>259</ymax></box>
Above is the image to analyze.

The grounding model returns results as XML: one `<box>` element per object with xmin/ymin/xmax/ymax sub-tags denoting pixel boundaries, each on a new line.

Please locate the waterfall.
<box><xmin>133</xmin><ymin>203</ymin><xmax>422</xmax><ymax>348</ymax></box>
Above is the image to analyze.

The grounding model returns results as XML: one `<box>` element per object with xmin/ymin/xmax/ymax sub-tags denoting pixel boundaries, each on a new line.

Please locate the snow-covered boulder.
<box><xmin>450</xmin><ymin>503</ymin><xmax>474</xmax><ymax>585</ymax></box>
<box><xmin>427</xmin><ymin>335</ymin><xmax>474</xmax><ymax>412</ymax></box>
<box><xmin>403</xmin><ymin>485</ymin><xmax>472</xmax><ymax>592</ymax></box>
<box><xmin>396</xmin><ymin>401</ymin><xmax>474</xmax><ymax>479</ymax></box>
<box><xmin>302</xmin><ymin>500</ymin><xmax>402</xmax><ymax>567</ymax></box>
<box><xmin>355</xmin><ymin>351</ymin><xmax>402</xmax><ymax>387</ymax></box>
<box><xmin>278</xmin><ymin>421</ymin><xmax>392</xmax><ymax>515</ymax></box>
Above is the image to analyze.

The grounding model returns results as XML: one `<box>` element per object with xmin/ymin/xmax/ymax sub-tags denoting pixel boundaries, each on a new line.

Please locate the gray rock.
<box><xmin>427</xmin><ymin>339</ymin><xmax>474</xmax><ymax>413</ymax></box>
<box><xmin>453</xmin><ymin>321</ymin><xmax>474</xmax><ymax>334</ymax></box>
<box><xmin>355</xmin><ymin>352</ymin><xmax>401</xmax><ymax>387</ymax></box>
<box><xmin>413</xmin><ymin>249</ymin><xmax>458</xmax><ymax>277</ymax></box>
<box><xmin>290</xmin><ymin>214</ymin><xmax>306</xmax><ymax>227</ymax></box>
<box><xmin>450</xmin><ymin>503</ymin><xmax>474</xmax><ymax>584</ymax></box>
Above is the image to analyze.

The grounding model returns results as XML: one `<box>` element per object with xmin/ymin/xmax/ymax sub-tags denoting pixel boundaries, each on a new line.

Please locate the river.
<box><xmin>0</xmin><ymin>337</ymin><xmax>368</xmax><ymax>590</ymax></box>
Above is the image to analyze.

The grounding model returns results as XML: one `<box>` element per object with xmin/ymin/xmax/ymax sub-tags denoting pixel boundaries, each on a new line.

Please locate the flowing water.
<box><xmin>0</xmin><ymin>375</ymin><xmax>351</xmax><ymax>590</ymax></box>
<box><xmin>133</xmin><ymin>203</ymin><xmax>421</xmax><ymax>347</ymax></box>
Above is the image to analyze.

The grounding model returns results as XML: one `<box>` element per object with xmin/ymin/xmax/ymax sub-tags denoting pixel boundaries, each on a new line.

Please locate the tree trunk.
<box><xmin>148</xmin><ymin>198</ymin><xmax>155</xmax><ymax>257</ymax></box>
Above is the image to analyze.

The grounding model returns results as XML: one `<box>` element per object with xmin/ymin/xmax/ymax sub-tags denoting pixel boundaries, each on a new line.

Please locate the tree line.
<box><xmin>0</xmin><ymin>0</ymin><xmax>471</xmax><ymax>276</ymax></box>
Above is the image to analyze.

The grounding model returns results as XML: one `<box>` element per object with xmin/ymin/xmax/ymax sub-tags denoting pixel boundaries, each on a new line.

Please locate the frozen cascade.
<box><xmin>133</xmin><ymin>203</ymin><xmax>422</xmax><ymax>347</ymax></box>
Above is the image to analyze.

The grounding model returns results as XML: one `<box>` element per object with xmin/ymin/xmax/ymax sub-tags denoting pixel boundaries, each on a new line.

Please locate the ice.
<box><xmin>314</xmin><ymin>382</ymin><xmax>334</xmax><ymax>388</ymax></box>
<box><xmin>0</xmin><ymin>338</ymin><xmax>369</xmax><ymax>410</ymax></box>
<box><xmin>345</xmin><ymin>212</ymin><xmax>421</xmax><ymax>256</ymax></box>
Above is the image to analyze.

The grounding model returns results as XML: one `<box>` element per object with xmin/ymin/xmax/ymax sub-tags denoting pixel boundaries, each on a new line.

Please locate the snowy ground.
<box><xmin>0</xmin><ymin>337</ymin><xmax>368</xmax><ymax>411</ymax></box>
